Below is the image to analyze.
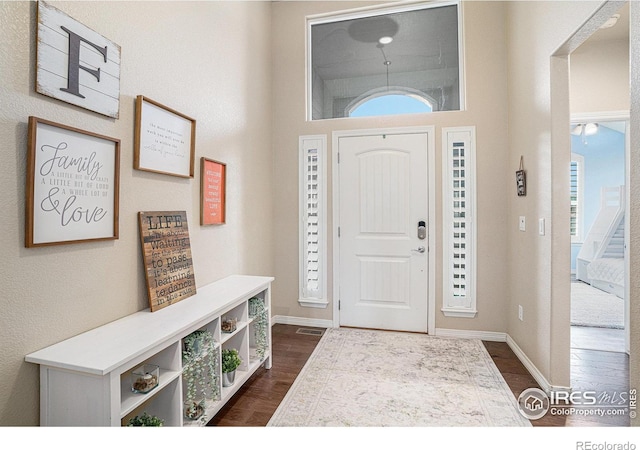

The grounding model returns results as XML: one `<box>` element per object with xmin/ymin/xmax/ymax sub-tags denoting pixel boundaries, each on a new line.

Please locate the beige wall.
<box><xmin>570</xmin><ymin>38</ymin><xmax>630</xmax><ymax>114</ymax></box>
<box><xmin>0</xmin><ymin>1</ymin><xmax>273</xmax><ymax>425</ymax></box>
<box><xmin>505</xmin><ymin>0</ymin><xmax>626</xmax><ymax>389</ymax></box>
<box><xmin>271</xmin><ymin>1</ymin><xmax>511</xmax><ymax>333</ymax></box>
<box><xmin>2</xmin><ymin>0</ymin><xmax>637</xmax><ymax>428</ymax></box>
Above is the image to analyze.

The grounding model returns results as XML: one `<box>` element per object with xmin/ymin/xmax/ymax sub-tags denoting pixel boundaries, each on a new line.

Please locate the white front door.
<box><xmin>337</xmin><ymin>132</ymin><xmax>429</xmax><ymax>332</ymax></box>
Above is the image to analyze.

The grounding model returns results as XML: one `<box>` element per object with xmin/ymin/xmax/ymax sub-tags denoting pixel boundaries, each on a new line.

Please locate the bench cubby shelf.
<box><xmin>25</xmin><ymin>275</ymin><xmax>273</xmax><ymax>426</ymax></box>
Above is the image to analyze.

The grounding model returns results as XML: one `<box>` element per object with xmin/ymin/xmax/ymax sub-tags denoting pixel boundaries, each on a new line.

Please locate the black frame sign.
<box><xmin>26</xmin><ymin>117</ymin><xmax>120</xmax><ymax>247</ymax></box>
<box><xmin>516</xmin><ymin>156</ymin><xmax>526</xmax><ymax>197</ymax></box>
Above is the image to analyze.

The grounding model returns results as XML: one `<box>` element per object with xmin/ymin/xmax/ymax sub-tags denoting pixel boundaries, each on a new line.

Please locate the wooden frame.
<box><xmin>26</xmin><ymin>116</ymin><xmax>120</xmax><ymax>248</ymax></box>
<box><xmin>134</xmin><ymin>95</ymin><xmax>196</xmax><ymax>178</ymax></box>
<box><xmin>200</xmin><ymin>157</ymin><xmax>227</xmax><ymax>225</ymax></box>
<box><xmin>138</xmin><ymin>211</ymin><xmax>196</xmax><ymax>312</ymax></box>
<box><xmin>36</xmin><ymin>1</ymin><xmax>121</xmax><ymax>118</ymax></box>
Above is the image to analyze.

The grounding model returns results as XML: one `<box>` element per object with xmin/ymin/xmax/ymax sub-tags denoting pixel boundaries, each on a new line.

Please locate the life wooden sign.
<box><xmin>36</xmin><ymin>1</ymin><xmax>121</xmax><ymax>118</ymax></box>
<box><xmin>138</xmin><ymin>211</ymin><xmax>196</xmax><ymax>312</ymax></box>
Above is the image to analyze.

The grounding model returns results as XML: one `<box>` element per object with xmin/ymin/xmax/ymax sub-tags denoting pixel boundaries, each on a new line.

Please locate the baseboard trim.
<box><xmin>272</xmin><ymin>315</ymin><xmax>334</xmax><ymax>329</ymax></box>
<box><xmin>434</xmin><ymin>328</ymin><xmax>507</xmax><ymax>342</ymax></box>
<box><xmin>505</xmin><ymin>334</ymin><xmax>571</xmax><ymax>395</ymax></box>
<box><xmin>434</xmin><ymin>328</ymin><xmax>571</xmax><ymax>395</ymax></box>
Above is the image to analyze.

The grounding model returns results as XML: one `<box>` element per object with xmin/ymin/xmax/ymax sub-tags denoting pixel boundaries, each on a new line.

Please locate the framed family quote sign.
<box><xmin>200</xmin><ymin>157</ymin><xmax>226</xmax><ymax>225</ymax></box>
<box><xmin>25</xmin><ymin>116</ymin><xmax>120</xmax><ymax>247</ymax></box>
<box><xmin>134</xmin><ymin>95</ymin><xmax>196</xmax><ymax>178</ymax></box>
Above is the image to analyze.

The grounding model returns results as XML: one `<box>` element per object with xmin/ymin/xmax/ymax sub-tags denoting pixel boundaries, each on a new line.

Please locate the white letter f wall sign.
<box><xmin>36</xmin><ymin>1</ymin><xmax>121</xmax><ymax>119</ymax></box>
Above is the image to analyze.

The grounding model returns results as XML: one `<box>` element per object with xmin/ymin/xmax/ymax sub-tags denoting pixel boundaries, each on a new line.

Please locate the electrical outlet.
<box><xmin>519</xmin><ymin>216</ymin><xmax>526</xmax><ymax>232</ymax></box>
<box><xmin>518</xmin><ymin>305</ymin><xmax>524</xmax><ymax>321</ymax></box>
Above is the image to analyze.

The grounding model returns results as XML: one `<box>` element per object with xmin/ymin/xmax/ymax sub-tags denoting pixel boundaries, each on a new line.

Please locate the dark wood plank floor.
<box><xmin>209</xmin><ymin>324</ymin><xmax>630</xmax><ymax>427</ymax></box>
<box><xmin>208</xmin><ymin>324</ymin><xmax>324</xmax><ymax>426</ymax></box>
<box><xmin>483</xmin><ymin>335</ymin><xmax>628</xmax><ymax>427</ymax></box>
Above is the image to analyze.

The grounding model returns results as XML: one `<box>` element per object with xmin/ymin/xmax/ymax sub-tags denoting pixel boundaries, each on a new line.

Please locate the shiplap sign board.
<box><xmin>37</xmin><ymin>1</ymin><xmax>121</xmax><ymax>118</ymax></box>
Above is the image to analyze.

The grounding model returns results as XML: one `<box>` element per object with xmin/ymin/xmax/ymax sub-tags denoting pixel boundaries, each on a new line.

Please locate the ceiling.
<box><xmin>311</xmin><ymin>4</ymin><xmax>459</xmax><ymax>82</ymax></box>
<box><xmin>583</xmin><ymin>2</ymin><xmax>629</xmax><ymax>44</ymax></box>
<box><xmin>571</xmin><ymin>3</ymin><xmax>628</xmax><ymax>135</ymax></box>
<box><xmin>311</xmin><ymin>1</ymin><xmax>629</xmax><ymax>82</ymax></box>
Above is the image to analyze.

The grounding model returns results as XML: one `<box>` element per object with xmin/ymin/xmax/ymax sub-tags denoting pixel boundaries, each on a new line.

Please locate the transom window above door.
<box><xmin>308</xmin><ymin>1</ymin><xmax>463</xmax><ymax>120</ymax></box>
<box><xmin>348</xmin><ymin>90</ymin><xmax>434</xmax><ymax>118</ymax></box>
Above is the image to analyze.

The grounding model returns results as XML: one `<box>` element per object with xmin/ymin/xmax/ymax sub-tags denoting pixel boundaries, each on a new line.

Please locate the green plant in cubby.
<box><xmin>126</xmin><ymin>412</ymin><xmax>164</xmax><ymax>427</ymax></box>
<box><xmin>182</xmin><ymin>329</ymin><xmax>219</xmax><ymax>422</ymax></box>
<box><xmin>249</xmin><ymin>297</ymin><xmax>268</xmax><ymax>361</ymax></box>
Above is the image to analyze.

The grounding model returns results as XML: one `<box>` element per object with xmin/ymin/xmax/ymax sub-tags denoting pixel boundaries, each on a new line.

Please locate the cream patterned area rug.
<box><xmin>571</xmin><ymin>281</ymin><xmax>624</xmax><ymax>329</ymax></box>
<box><xmin>268</xmin><ymin>328</ymin><xmax>531</xmax><ymax>427</ymax></box>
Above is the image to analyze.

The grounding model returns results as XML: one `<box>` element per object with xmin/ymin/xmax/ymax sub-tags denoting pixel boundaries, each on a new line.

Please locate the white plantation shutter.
<box><xmin>442</xmin><ymin>127</ymin><xmax>476</xmax><ymax>318</ymax></box>
<box><xmin>570</xmin><ymin>154</ymin><xmax>584</xmax><ymax>243</ymax></box>
<box><xmin>305</xmin><ymin>151</ymin><xmax>319</xmax><ymax>294</ymax></box>
<box><xmin>299</xmin><ymin>136</ymin><xmax>328</xmax><ymax>308</ymax></box>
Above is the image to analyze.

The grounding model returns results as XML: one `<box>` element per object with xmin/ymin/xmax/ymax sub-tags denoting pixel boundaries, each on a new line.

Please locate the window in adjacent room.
<box><xmin>308</xmin><ymin>1</ymin><xmax>463</xmax><ymax>120</ymax></box>
<box><xmin>570</xmin><ymin>153</ymin><xmax>585</xmax><ymax>243</ymax></box>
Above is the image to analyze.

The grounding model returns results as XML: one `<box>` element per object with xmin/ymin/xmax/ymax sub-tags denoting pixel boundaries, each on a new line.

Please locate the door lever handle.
<box><xmin>411</xmin><ymin>246</ymin><xmax>426</xmax><ymax>253</ymax></box>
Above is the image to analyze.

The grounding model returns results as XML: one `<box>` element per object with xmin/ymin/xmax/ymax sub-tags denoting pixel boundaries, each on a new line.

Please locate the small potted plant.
<box><xmin>126</xmin><ymin>411</ymin><xmax>164</xmax><ymax>427</ymax></box>
<box><xmin>221</xmin><ymin>348</ymin><xmax>242</xmax><ymax>387</ymax></box>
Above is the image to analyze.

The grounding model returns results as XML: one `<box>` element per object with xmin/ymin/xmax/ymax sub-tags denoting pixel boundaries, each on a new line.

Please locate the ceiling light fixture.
<box><xmin>600</xmin><ymin>13</ymin><xmax>620</xmax><ymax>29</ymax></box>
<box><xmin>572</xmin><ymin>122</ymin><xmax>599</xmax><ymax>145</ymax></box>
<box><xmin>584</xmin><ymin>123</ymin><xmax>599</xmax><ymax>136</ymax></box>
<box><xmin>376</xmin><ymin>43</ymin><xmax>392</xmax><ymax>90</ymax></box>
<box><xmin>378</xmin><ymin>36</ymin><xmax>393</xmax><ymax>45</ymax></box>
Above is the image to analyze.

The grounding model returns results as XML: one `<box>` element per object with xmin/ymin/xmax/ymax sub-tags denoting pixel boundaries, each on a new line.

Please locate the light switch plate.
<box><xmin>519</xmin><ymin>216</ymin><xmax>526</xmax><ymax>232</ymax></box>
<box><xmin>539</xmin><ymin>218</ymin><xmax>545</xmax><ymax>236</ymax></box>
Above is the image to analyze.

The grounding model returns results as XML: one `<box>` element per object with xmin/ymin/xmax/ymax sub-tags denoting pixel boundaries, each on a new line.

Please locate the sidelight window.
<box><xmin>442</xmin><ymin>127</ymin><xmax>476</xmax><ymax>318</ymax></box>
<box><xmin>299</xmin><ymin>135</ymin><xmax>328</xmax><ymax>308</ymax></box>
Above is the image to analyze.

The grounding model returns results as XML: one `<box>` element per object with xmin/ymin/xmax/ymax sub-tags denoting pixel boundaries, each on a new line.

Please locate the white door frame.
<box><xmin>332</xmin><ymin>126</ymin><xmax>436</xmax><ymax>334</ymax></box>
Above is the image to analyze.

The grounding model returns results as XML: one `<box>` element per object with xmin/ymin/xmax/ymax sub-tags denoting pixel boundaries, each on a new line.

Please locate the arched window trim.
<box><xmin>345</xmin><ymin>86</ymin><xmax>436</xmax><ymax>118</ymax></box>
